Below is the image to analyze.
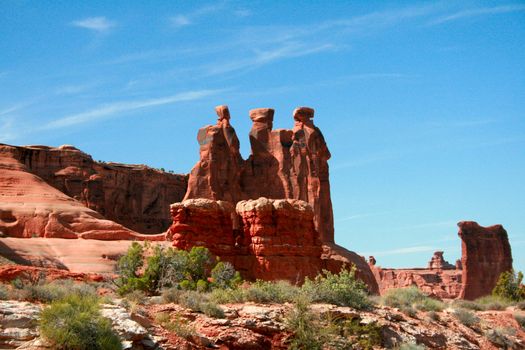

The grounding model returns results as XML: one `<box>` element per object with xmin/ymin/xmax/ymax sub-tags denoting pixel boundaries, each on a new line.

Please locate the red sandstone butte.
<box><xmin>0</xmin><ymin>144</ymin><xmax>166</xmax><ymax>240</ymax></box>
<box><xmin>458</xmin><ymin>221</ymin><xmax>513</xmax><ymax>300</ymax></box>
<box><xmin>184</xmin><ymin>105</ymin><xmax>334</xmax><ymax>243</ymax></box>
<box><xmin>168</xmin><ymin>197</ymin><xmax>378</xmax><ymax>291</ymax></box>
<box><xmin>0</xmin><ymin>143</ymin><xmax>187</xmax><ymax>233</ymax></box>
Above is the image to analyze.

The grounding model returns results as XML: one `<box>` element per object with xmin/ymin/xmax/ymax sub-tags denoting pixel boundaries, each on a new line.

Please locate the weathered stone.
<box><xmin>428</xmin><ymin>251</ymin><xmax>455</xmax><ymax>270</ymax></box>
<box><xmin>458</xmin><ymin>221</ymin><xmax>513</xmax><ymax>300</ymax></box>
<box><xmin>0</xmin><ymin>143</ymin><xmax>187</xmax><ymax>234</ymax></box>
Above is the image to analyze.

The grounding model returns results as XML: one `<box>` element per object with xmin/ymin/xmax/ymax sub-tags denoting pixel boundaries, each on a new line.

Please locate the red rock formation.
<box><xmin>169</xmin><ymin>199</ymin><xmax>236</xmax><ymax>256</ymax></box>
<box><xmin>428</xmin><ymin>251</ymin><xmax>455</xmax><ymax>270</ymax></box>
<box><xmin>184</xmin><ymin>106</ymin><xmax>243</xmax><ymax>204</ymax></box>
<box><xmin>184</xmin><ymin>105</ymin><xmax>334</xmax><ymax>243</ymax></box>
<box><xmin>167</xmin><ymin>197</ymin><xmax>378</xmax><ymax>291</ymax></box>
<box><xmin>0</xmin><ymin>146</ymin><xmax>143</xmax><ymax>240</ymax></box>
<box><xmin>458</xmin><ymin>221</ymin><xmax>513</xmax><ymax>300</ymax></box>
<box><xmin>1</xmin><ymin>143</ymin><xmax>187</xmax><ymax>233</ymax></box>
<box><xmin>371</xmin><ymin>265</ymin><xmax>463</xmax><ymax>299</ymax></box>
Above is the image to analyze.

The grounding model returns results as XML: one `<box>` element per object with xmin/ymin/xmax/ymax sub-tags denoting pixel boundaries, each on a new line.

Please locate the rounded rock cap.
<box><xmin>249</xmin><ymin>108</ymin><xmax>275</xmax><ymax>122</ymax></box>
<box><xmin>293</xmin><ymin>106</ymin><xmax>315</xmax><ymax>121</ymax></box>
<box><xmin>215</xmin><ymin>105</ymin><xmax>230</xmax><ymax>120</ymax></box>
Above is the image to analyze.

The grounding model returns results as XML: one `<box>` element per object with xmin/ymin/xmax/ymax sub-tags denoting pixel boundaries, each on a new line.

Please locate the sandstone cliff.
<box><xmin>0</xmin><ymin>143</ymin><xmax>187</xmax><ymax>233</ymax></box>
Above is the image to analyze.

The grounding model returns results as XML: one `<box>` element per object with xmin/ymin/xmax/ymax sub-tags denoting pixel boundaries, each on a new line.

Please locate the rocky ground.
<box><xmin>1</xmin><ymin>297</ymin><xmax>524</xmax><ymax>349</ymax></box>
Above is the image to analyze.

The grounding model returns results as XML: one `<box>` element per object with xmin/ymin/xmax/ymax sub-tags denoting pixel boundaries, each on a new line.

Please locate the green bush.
<box><xmin>475</xmin><ymin>295</ymin><xmax>511</xmax><ymax>310</ymax></box>
<box><xmin>209</xmin><ymin>286</ymin><xmax>246</xmax><ymax>304</ymax></box>
<box><xmin>39</xmin><ymin>294</ymin><xmax>121</xmax><ymax>350</ymax></box>
<box><xmin>211</xmin><ymin>261</ymin><xmax>242</xmax><ymax>289</ymax></box>
<box><xmin>245</xmin><ymin>280</ymin><xmax>299</xmax><ymax>303</ymax></box>
<box><xmin>301</xmin><ymin>266</ymin><xmax>371</xmax><ymax>309</ymax></box>
<box><xmin>178</xmin><ymin>291</ymin><xmax>224</xmax><ymax>318</ymax></box>
<box><xmin>451</xmin><ymin>299</ymin><xmax>483</xmax><ymax>311</ymax></box>
<box><xmin>452</xmin><ymin>308</ymin><xmax>479</xmax><ymax>327</ymax></box>
<box><xmin>161</xmin><ymin>287</ymin><xmax>183</xmax><ymax>303</ymax></box>
<box><xmin>484</xmin><ymin>328</ymin><xmax>516</xmax><ymax>348</ymax></box>
<box><xmin>285</xmin><ymin>294</ymin><xmax>323</xmax><ymax>350</ymax></box>
<box><xmin>155</xmin><ymin>312</ymin><xmax>195</xmax><ymax>339</ymax></box>
<box><xmin>0</xmin><ymin>284</ymin><xmax>8</xmax><ymax>300</ymax></box>
<box><xmin>334</xmin><ymin>317</ymin><xmax>382</xmax><ymax>350</ymax></box>
<box><xmin>115</xmin><ymin>244</ymin><xmax>241</xmax><ymax>295</ymax></box>
<box><xmin>414</xmin><ymin>297</ymin><xmax>444</xmax><ymax>312</ymax></box>
<box><xmin>492</xmin><ymin>270</ymin><xmax>525</xmax><ymax>302</ymax></box>
<box><xmin>381</xmin><ymin>286</ymin><xmax>442</xmax><ymax>315</ymax></box>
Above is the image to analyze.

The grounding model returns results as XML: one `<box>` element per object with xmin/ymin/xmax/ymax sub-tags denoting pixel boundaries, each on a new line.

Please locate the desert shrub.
<box><xmin>0</xmin><ymin>284</ymin><xmax>8</xmax><ymax>300</ymax></box>
<box><xmin>245</xmin><ymin>280</ymin><xmax>299</xmax><ymax>303</ymax></box>
<box><xmin>381</xmin><ymin>286</ymin><xmax>442</xmax><ymax>315</ymax></box>
<box><xmin>211</xmin><ymin>261</ymin><xmax>242</xmax><ymax>289</ymax></box>
<box><xmin>452</xmin><ymin>308</ymin><xmax>479</xmax><ymax>327</ymax></box>
<box><xmin>161</xmin><ymin>287</ymin><xmax>183</xmax><ymax>303</ymax></box>
<box><xmin>475</xmin><ymin>295</ymin><xmax>511</xmax><ymax>310</ymax></box>
<box><xmin>155</xmin><ymin>312</ymin><xmax>196</xmax><ymax>339</ymax></box>
<box><xmin>484</xmin><ymin>328</ymin><xmax>516</xmax><ymax>348</ymax></box>
<box><xmin>396</xmin><ymin>343</ymin><xmax>426</xmax><ymax>350</ymax></box>
<box><xmin>39</xmin><ymin>294</ymin><xmax>121</xmax><ymax>350</ymax></box>
<box><xmin>301</xmin><ymin>266</ymin><xmax>371</xmax><ymax>310</ymax></box>
<box><xmin>15</xmin><ymin>280</ymin><xmax>97</xmax><ymax>303</ymax></box>
<box><xmin>285</xmin><ymin>294</ymin><xmax>323</xmax><ymax>350</ymax></box>
<box><xmin>334</xmin><ymin>317</ymin><xmax>382</xmax><ymax>350</ymax></box>
<box><xmin>414</xmin><ymin>297</ymin><xmax>444</xmax><ymax>312</ymax></box>
<box><xmin>492</xmin><ymin>270</ymin><xmax>525</xmax><ymax>302</ymax></box>
<box><xmin>517</xmin><ymin>301</ymin><xmax>525</xmax><ymax>310</ymax></box>
<box><xmin>451</xmin><ymin>299</ymin><xmax>483</xmax><ymax>311</ymax></box>
<box><xmin>125</xmin><ymin>289</ymin><xmax>147</xmax><ymax>304</ymax></box>
<box><xmin>116</xmin><ymin>244</ymin><xmax>241</xmax><ymax>295</ymax></box>
<box><xmin>515</xmin><ymin>313</ymin><xmax>525</xmax><ymax>329</ymax></box>
<box><xmin>209</xmin><ymin>286</ymin><xmax>246</xmax><ymax>304</ymax></box>
<box><xmin>178</xmin><ymin>291</ymin><xmax>224</xmax><ymax>318</ymax></box>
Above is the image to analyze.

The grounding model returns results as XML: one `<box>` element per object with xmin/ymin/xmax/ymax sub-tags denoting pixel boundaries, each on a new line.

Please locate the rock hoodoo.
<box><xmin>458</xmin><ymin>221</ymin><xmax>513</xmax><ymax>300</ymax></box>
<box><xmin>184</xmin><ymin>105</ymin><xmax>334</xmax><ymax>243</ymax></box>
<box><xmin>169</xmin><ymin>106</ymin><xmax>377</xmax><ymax>289</ymax></box>
<box><xmin>428</xmin><ymin>251</ymin><xmax>455</xmax><ymax>270</ymax></box>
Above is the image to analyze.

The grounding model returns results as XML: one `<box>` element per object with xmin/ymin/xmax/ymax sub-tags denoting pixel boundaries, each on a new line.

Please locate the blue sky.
<box><xmin>1</xmin><ymin>1</ymin><xmax>524</xmax><ymax>271</ymax></box>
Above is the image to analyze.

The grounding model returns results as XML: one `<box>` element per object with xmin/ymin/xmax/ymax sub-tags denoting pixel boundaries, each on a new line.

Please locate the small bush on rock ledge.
<box><xmin>39</xmin><ymin>294</ymin><xmax>121</xmax><ymax>350</ymax></box>
<box><xmin>302</xmin><ymin>266</ymin><xmax>372</xmax><ymax>310</ymax></box>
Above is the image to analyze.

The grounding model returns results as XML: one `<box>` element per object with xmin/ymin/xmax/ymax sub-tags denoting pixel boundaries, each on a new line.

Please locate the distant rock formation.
<box><xmin>0</xmin><ymin>143</ymin><xmax>187</xmax><ymax>233</ymax></box>
<box><xmin>458</xmin><ymin>221</ymin><xmax>513</xmax><ymax>300</ymax></box>
<box><xmin>184</xmin><ymin>105</ymin><xmax>334</xmax><ymax>243</ymax></box>
<box><xmin>428</xmin><ymin>251</ymin><xmax>455</xmax><ymax>270</ymax></box>
<box><xmin>370</xmin><ymin>221</ymin><xmax>513</xmax><ymax>299</ymax></box>
<box><xmin>370</xmin><ymin>251</ymin><xmax>463</xmax><ymax>299</ymax></box>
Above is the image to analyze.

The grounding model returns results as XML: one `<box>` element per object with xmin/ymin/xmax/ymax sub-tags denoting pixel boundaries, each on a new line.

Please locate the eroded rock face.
<box><xmin>458</xmin><ymin>221</ymin><xmax>513</xmax><ymax>300</ymax></box>
<box><xmin>168</xmin><ymin>197</ymin><xmax>378</xmax><ymax>290</ymax></box>
<box><xmin>0</xmin><ymin>146</ymin><xmax>143</xmax><ymax>240</ymax></box>
<box><xmin>371</xmin><ymin>266</ymin><xmax>463</xmax><ymax>299</ymax></box>
<box><xmin>184</xmin><ymin>105</ymin><xmax>334</xmax><ymax>243</ymax></box>
<box><xmin>0</xmin><ymin>143</ymin><xmax>187</xmax><ymax>234</ymax></box>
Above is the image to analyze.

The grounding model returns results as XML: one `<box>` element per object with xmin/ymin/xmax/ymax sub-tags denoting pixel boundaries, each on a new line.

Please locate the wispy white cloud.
<box><xmin>336</xmin><ymin>211</ymin><xmax>390</xmax><ymax>222</ymax></box>
<box><xmin>55</xmin><ymin>83</ymin><xmax>96</xmax><ymax>95</ymax></box>
<box><xmin>169</xmin><ymin>3</ymin><xmax>224</xmax><ymax>29</ymax></box>
<box><xmin>429</xmin><ymin>4</ymin><xmax>525</xmax><ymax>25</ymax></box>
<box><xmin>71</xmin><ymin>16</ymin><xmax>116</xmax><ymax>32</ymax></box>
<box><xmin>42</xmin><ymin>89</ymin><xmax>222</xmax><ymax>130</ymax></box>
<box><xmin>205</xmin><ymin>42</ymin><xmax>336</xmax><ymax>76</ymax></box>
<box><xmin>170</xmin><ymin>15</ymin><xmax>192</xmax><ymax>28</ymax></box>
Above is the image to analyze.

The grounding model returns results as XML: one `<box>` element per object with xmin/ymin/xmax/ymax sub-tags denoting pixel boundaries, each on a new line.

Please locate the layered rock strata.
<box><xmin>0</xmin><ymin>143</ymin><xmax>187</xmax><ymax>233</ymax></box>
<box><xmin>458</xmin><ymin>221</ymin><xmax>513</xmax><ymax>300</ymax></box>
<box><xmin>168</xmin><ymin>197</ymin><xmax>378</xmax><ymax>290</ymax></box>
